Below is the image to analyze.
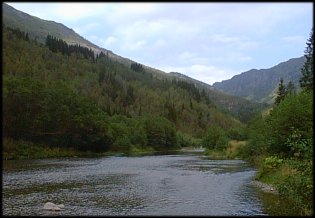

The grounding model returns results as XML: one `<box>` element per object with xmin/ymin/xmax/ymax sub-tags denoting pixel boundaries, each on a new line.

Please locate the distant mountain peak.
<box><xmin>213</xmin><ymin>56</ymin><xmax>305</xmax><ymax>104</ymax></box>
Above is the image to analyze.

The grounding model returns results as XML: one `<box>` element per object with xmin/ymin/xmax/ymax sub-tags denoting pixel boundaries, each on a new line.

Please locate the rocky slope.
<box><xmin>213</xmin><ymin>56</ymin><xmax>305</xmax><ymax>104</ymax></box>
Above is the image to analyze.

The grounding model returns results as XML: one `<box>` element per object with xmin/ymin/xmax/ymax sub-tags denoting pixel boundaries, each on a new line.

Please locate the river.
<box><xmin>2</xmin><ymin>150</ymin><xmax>273</xmax><ymax>216</ymax></box>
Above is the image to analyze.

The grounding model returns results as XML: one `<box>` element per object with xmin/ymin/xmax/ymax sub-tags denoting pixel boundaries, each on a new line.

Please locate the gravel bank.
<box><xmin>251</xmin><ymin>180</ymin><xmax>279</xmax><ymax>195</ymax></box>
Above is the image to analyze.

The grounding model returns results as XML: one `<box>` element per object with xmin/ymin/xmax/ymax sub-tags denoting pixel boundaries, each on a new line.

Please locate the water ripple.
<box><xmin>3</xmin><ymin>155</ymin><xmax>265</xmax><ymax>216</ymax></box>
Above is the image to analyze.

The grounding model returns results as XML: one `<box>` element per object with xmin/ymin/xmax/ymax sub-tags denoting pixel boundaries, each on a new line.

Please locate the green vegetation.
<box><xmin>201</xmin><ymin>122</ymin><xmax>247</xmax><ymax>159</ymax></box>
<box><xmin>3</xmin><ymin>3</ymin><xmax>99</xmax><ymax>48</ymax></box>
<box><xmin>300</xmin><ymin>28</ymin><xmax>313</xmax><ymax>92</ymax></box>
<box><xmin>204</xmin><ymin>29</ymin><xmax>313</xmax><ymax>216</ymax></box>
<box><xmin>235</xmin><ymin>90</ymin><xmax>313</xmax><ymax>215</ymax></box>
<box><xmin>274</xmin><ymin>78</ymin><xmax>286</xmax><ymax>106</ymax></box>
<box><xmin>46</xmin><ymin>34</ymin><xmax>95</xmax><ymax>61</ymax></box>
<box><xmin>203</xmin><ymin>140</ymin><xmax>247</xmax><ymax>159</ymax></box>
<box><xmin>3</xmin><ymin>2</ymin><xmax>267</xmax><ymax>124</ymax></box>
<box><xmin>2</xmin><ymin>11</ymin><xmax>313</xmax><ymax>215</ymax></box>
<box><xmin>202</xmin><ymin>125</ymin><xmax>229</xmax><ymax>150</ymax></box>
<box><xmin>213</xmin><ymin>56</ymin><xmax>305</xmax><ymax>104</ymax></box>
<box><xmin>204</xmin><ymin>92</ymin><xmax>313</xmax><ymax>215</ymax></box>
<box><xmin>3</xmin><ymin>138</ymin><xmax>85</xmax><ymax>160</ymax></box>
<box><xmin>2</xmin><ymin>24</ymin><xmax>247</xmax><ymax>159</ymax></box>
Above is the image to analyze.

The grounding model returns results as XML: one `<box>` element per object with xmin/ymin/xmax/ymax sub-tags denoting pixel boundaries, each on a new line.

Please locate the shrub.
<box><xmin>285</xmin><ymin>128</ymin><xmax>313</xmax><ymax>159</ymax></box>
<box><xmin>202</xmin><ymin>125</ymin><xmax>229</xmax><ymax>150</ymax></box>
<box><xmin>277</xmin><ymin>159</ymin><xmax>313</xmax><ymax>215</ymax></box>
<box><xmin>144</xmin><ymin>116</ymin><xmax>177</xmax><ymax>149</ymax></box>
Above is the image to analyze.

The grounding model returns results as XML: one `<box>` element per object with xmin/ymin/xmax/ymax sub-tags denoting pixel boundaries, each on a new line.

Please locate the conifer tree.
<box><xmin>300</xmin><ymin>28</ymin><xmax>313</xmax><ymax>92</ymax></box>
<box><xmin>274</xmin><ymin>78</ymin><xmax>286</xmax><ymax>106</ymax></box>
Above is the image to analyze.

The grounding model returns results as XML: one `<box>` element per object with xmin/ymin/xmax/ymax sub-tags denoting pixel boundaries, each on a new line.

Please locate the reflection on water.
<box><xmin>254</xmin><ymin>186</ymin><xmax>305</xmax><ymax>216</ymax></box>
<box><xmin>3</xmin><ymin>152</ymin><xmax>268</xmax><ymax>216</ymax></box>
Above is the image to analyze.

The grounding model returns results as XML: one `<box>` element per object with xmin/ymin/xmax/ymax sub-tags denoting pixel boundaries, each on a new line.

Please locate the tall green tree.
<box><xmin>201</xmin><ymin>125</ymin><xmax>229</xmax><ymax>150</ymax></box>
<box><xmin>300</xmin><ymin>28</ymin><xmax>313</xmax><ymax>92</ymax></box>
<box><xmin>274</xmin><ymin>78</ymin><xmax>287</xmax><ymax>106</ymax></box>
<box><xmin>144</xmin><ymin>116</ymin><xmax>177</xmax><ymax>149</ymax></box>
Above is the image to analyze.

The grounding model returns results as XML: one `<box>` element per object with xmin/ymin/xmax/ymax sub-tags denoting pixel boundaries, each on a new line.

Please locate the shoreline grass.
<box><xmin>204</xmin><ymin>140</ymin><xmax>313</xmax><ymax>216</ymax></box>
<box><xmin>2</xmin><ymin>138</ymin><xmax>179</xmax><ymax>160</ymax></box>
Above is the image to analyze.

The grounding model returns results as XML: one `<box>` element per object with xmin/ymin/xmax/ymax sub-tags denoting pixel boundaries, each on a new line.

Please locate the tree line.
<box><xmin>45</xmin><ymin>34</ymin><xmax>95</xmax><ymax>61</ymax></box>
<box><xmin>2</xmin><ymin>24</ymin><xmax>245</xmax><ymax>155</ymax></box>
<box><xmin>242</xmin><ymin>28</ymin><xmax>313</xmax><ymax>215</ymax></box>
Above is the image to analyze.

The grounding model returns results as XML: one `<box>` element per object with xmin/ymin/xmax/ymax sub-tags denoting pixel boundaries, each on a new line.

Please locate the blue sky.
<box><xmin>6</xmin><ymin>2</ymin><xmax>313</xmax><ymax>85</ymax></box>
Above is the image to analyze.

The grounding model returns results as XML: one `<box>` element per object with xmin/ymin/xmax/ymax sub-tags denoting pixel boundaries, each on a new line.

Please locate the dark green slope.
<box><xmin>169</xmin><ymin>72</ymin><xmax>268</xmax><ymax>123</ymax></box>
<box><xmin>3</xmin><ymin>25</ymin><xmax>247</xmax><ymax>151</ymax></box>
<box><xmin>2</xmin><ymin>2</ymin><xmax>267</xmax><ymax>123</ymax></box>
<box><xmin>2</xmin><ymin>3</ymin><xmax>100</xmax><ymax>50</ymax></box>
<box><xmin>2</xmin><ymin>3</ymin><xmax>167</xmax><ymax>77</ymax></box>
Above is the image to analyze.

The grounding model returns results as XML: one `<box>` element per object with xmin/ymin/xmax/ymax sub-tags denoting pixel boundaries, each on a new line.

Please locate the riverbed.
<box><xmin>3</xmin><ymin>151</ymin><xmax>268</xmax><ymax>216</ymax></box>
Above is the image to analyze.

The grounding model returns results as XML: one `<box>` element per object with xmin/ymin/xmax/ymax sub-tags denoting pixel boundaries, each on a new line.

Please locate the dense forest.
<box><xmin>2</xmin><ymin>19</ymin><xmax>313</xmax><ymax>216</ymax></box>
<box><xmin>3</xmin><ymin>25</ymin><xmax>247</xmax><ymax>155</ymax></box>
<box><xmin>239</xmin><ymin>29</ymin><xmax>313</xmax><ymax>215</ymax></box>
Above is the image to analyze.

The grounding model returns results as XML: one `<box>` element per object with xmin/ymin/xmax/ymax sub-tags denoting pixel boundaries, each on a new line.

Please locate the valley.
<box><xmin>2</xmin><ymin>3</ymin><xmax>313</xmax><ymax>216</ymax></box>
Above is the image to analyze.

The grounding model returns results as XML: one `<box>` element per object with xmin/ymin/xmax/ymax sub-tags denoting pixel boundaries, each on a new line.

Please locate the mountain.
<box><xmin>168</xmin><ymin>72</ymin><xmax>268</xmax><ymax>122</ymax></box>
<box><xmin>213</xmin><ymin>56</ymin><xmax>306</xmax><ymax>104</ymax></box>
<box><xmin>2</xmin><ymin>3</ymin><xmax>103</xmax><ymax>52</ymax></box>
<box><xmin>2</xmin><ymin>2</ymin><xmax>266</xmax><ymax>124</ymax></box>
<box><xmin>169</xmin><ymin>72</ymin><xmax>216</xmax><ymax>91</ymax></box>
<box><xmin>2</xmin><ymin>3</ymin><xmax>167</xmax><ymax>77</ymax></box>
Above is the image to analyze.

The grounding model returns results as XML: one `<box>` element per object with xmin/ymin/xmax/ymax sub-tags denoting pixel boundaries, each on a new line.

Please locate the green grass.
<box><xmin>254</xmin><ymin>156</ymin><xmax>313</xmax><ymax>216</ymax></box>
<box><xmin>204</xmin><ymin>148</ymin><xmax>227</xmax><ymax>159</ymax></box>
<box><xmin>204</xmin><ymin>140</ymin><xmax>247</xmax><ymax>159</ymax></box>
<box><xmin>3</xmin><ymin>138</ymin><xmax>90</xmax><ymax>160</ymax></box>
<box><xmin>3</xmin><ymin>138</ymin><xmax>169</xmax><ymax>160</ymax></box>
<box><xmin>205</xmin><ymin>141</ymin><xmax>313</xmax><ymax>216</ymax></box>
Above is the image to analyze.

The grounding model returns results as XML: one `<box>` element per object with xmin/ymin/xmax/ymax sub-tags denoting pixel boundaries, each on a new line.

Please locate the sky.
<box><xmin>6</xmin><ymin>2</ymin><xmax>313</xmax><ymax>85</ymax></box>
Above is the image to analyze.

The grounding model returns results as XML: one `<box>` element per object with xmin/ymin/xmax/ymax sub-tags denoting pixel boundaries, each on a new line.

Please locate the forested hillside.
<box><xmin>169</xmin><ymin>72</ymin><xmax>268</xmax><ymax>123</ymax></box>
<box><xmin>2</xmin><ymin>3</ymin><xmax>171</xmax><ymax>78</ymax></box>
<box><xmin>2</xmin><ymin>3</ymin><xmax>312</xmax><ymax>215</ymax></box>
<box><xmin>3</xmin><ymin>25</ymin><xmax>249</xmax><ymax>154</ymax></box>
<box><xmin>2</xmin><ymin>3</ymin><xmax>103</xmax><ymax>52</ymax></box>
<box><xmin>2</xmin><ymin>3</ymin><xmax>267</xmax><ymax>124</ymax></box>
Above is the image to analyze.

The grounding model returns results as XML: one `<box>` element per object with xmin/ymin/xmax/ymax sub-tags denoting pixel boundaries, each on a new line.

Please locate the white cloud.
<box><xmin>282</xmin><ymin>35</ymin><xmax>307</xmax><ymax>44</ymax></box>
<box><xmin>152</xmin><ymin>39</ymin><xmax>166</xmax><ymax>49</ymax></box>
<box><xmin>102</xmin><ymin>36</ymin><xmax>118</xmax><ymax>47</ymax></box>
<box><xmin>178</xmin><ymin>51</ymin><xmax>196</xmax><ymax>61</ymax></box>
<box><xmin>127</xmin><ymin>40</ymin><xmax>147</xmax><ymax>51</ymax></box>
<box><xmin>6</xmin><ymin>2</ymin><xmax>312</xmax><ymax>85</ymax></box>
<box><xmin>53</xmin><ymin>3</ymin><xmax>111</xmax><ymax>21</ymax></box>
<box><xmin>225</xmin><ymin>52</ymin><xmax>253</xmax><ymax>62</ymax></box>
<box><xmin>7</xmin><ymin>3</ymin><xmax>111</xmax><ymax>22</ymax></box>
<box><xmin>73</xmin><ymin>22</ymin><xmax>101</xmax><ymax>35</ymax></box>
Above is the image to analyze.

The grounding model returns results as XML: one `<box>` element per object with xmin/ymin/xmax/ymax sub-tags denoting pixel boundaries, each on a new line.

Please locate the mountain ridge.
<box><xmin>2</xmin><ymin>3</ymin><xmax>169</xmax><ymax>77</ymax></box>
<box><xmin>3</xmin><ymin>2</ymin><xmax>268</xmax><ymax>123</ymax></box>
<box><xmin>213</xmin><ymin>56</ymin><xmax>305</xmax><ymax>104</ymax></box>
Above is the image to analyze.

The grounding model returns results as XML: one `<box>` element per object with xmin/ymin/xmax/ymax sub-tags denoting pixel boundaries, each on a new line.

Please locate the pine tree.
<box><xmin>300</xmin><ymin>28</ymin><xmax>313</xmax><ymax>92</ymax></box>
<box><xmin>274</xmin><ymin>78</ymin><xmax>286</xmax><ymax>106</ymax></box>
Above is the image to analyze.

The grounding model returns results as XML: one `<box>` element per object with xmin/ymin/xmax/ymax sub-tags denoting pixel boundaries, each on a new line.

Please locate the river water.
<box><xmin>2</xmin><ymin>151</ymin><xmax>269</xmax><ymax>216</ymax></box>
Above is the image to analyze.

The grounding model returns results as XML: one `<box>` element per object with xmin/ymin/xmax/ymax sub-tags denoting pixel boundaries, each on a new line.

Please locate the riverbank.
<box><xmin>2</xmin><ymin>138</ymin><xmax>180</xmax><ymax>160</ymax></box>
<box><xmin>204</xmin><ymin>140</ymin><xmax>313</xmax><ymax>216</ymax></box>
<box><xmin>254</xmin><ymin>156</ymin><xmax>313</xmax><ymax>216</ymax></box>
<box><xmin>203</xmin><ymin>141</ymin><xmax>278</xmax><ymax>195</ymax></box>
<box><xmin>250</xmin><ymin>180</ymin><xmax>278</xmax><ymax>194</ymax></box>
<box><xmin>3</xmin><ymin>139</ymin><xmax>86</xmax><ymax>160</ymax></box>
<box><xmin>203</xmin><ymin>140</ymin><xmax>246</xmax><ymax>160</ymax></box>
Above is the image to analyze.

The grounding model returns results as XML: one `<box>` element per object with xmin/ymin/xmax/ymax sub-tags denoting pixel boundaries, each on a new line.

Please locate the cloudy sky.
<box><xmin>7</xmin><ymin>2</ymin><xmax>313</xmax><ymax>85</ymax></box>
